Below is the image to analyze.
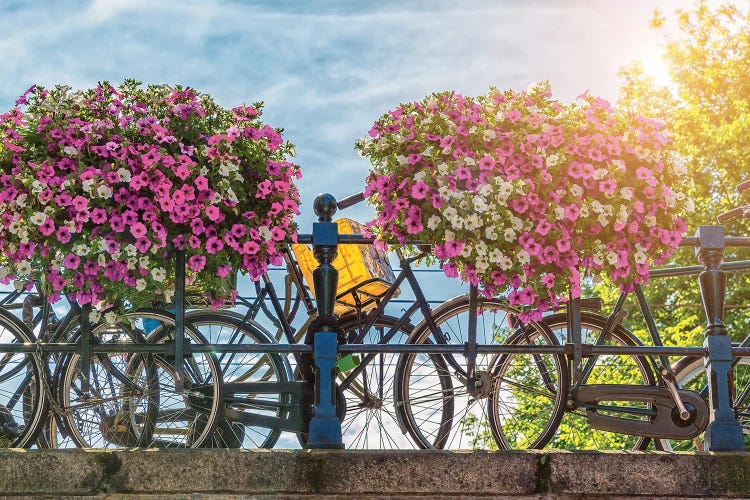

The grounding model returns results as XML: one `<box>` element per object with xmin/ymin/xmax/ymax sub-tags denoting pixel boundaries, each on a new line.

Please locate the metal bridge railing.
<box><xmin>0</xmin><ymin>194</ymin><xmax>748</xmax><ymax>451</ymax></box>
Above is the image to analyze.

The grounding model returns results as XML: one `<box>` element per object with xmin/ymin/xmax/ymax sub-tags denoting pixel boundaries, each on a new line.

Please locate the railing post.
<box><xmin>79</xmin><ymin>303</ymin><xmax>91</xmax><ymax>391</ymax></box>
<box><xmin>695</xmin><ymin>225</ymin><xmax>745</xmax><ymax>451</ymax></box>
<box><xmin>307</xmin><ymin>193</ymin><xmax>344</xmax><ymax>449</ymax></box>
<box><xmin>174</xmin><ymin>249</ymin><xmax>186</xmax><ymax>392</ymax></box>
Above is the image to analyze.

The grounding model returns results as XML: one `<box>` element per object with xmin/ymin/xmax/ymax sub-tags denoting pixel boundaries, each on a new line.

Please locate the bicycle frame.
<box><xmin>240</xmin><ymin>247</ymin><xmax>466</xmax><ymax>395</ymax></box>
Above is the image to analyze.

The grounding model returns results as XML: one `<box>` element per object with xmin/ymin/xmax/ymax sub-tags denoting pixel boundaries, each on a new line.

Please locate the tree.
<box><xmin>544</xmin><ymin>0</ymin><xmax>750</xmax><ymax>451</ymax></box>
<box><xmin>617</xmin><ymin>0</ymin><xmax>750</xmax><ymax>348</ymax></box>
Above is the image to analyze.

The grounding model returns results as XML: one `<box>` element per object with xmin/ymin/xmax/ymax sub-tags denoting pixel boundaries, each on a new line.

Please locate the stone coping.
<box><xmin>0</xmin><ymin>449</ymin><xmax>748</xmax><ymax>497</ymax></box>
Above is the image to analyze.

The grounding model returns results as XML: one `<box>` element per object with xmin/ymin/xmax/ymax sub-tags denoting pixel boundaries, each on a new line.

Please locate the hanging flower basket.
<box><xmin>356</xmin><ymin>83</ymin><xmax>693</xmax><ymax>320</ymax></box>
<box><xmin>0</xmin><ymin>80</ymin><xmax>301</xmax><ymax>314</ymax></box>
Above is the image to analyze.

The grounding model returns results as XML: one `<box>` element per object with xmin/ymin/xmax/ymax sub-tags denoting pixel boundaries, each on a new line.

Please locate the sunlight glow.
<box><xmin>639</xmin><ymin>50</ymin><xmax>672</xmax><ymax>88</ymax></box>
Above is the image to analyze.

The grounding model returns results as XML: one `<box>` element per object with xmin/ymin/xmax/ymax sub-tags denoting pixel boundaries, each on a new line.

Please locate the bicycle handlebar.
<box><xmin>337</xmin><ymin>192</ymin><xmax>365</xmax><ymax>210</ymax></box>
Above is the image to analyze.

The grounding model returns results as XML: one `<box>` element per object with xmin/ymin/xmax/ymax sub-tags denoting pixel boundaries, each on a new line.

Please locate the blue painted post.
<box><xmin>695</xmin><ymin>225</ymin><xmax>745</xmax><ymax>451</ymax></box>
<box><xmin>307</xmin><ymin>193</ymin><xmax>344</xmax><ymax>449</ymax></box>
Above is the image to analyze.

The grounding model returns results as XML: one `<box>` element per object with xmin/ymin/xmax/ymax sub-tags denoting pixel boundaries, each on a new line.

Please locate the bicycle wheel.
<box><xmin>57</xmin><ymin>314</ymin><xmax>159</xmax><ymax>448</ymax></box>
<box><xmin>487</xmin><ymin>320</ymin><xmax>568</xmax><ymax>450</ymax></box>
<box><xmin>661</xmin><ymin>355</ymin><xmax>750</xmax><ymax>451</ymax></box>
<box><xmin>186</xmin><ymin>310</ymin><xmax>293</xmax><ymax>449</ymax></box>
<box><xmin>0</xmin><ymin>310</ymin><xmax>47</xmax><ymax>448</ymax></box>
<box><xmin>396</xmin><ymin>295</ymin><xmax>566</xmax><ymax>449</ymax></box>
<box><xmin>542</xmin><ymin>312</ymin><xmax>656</xmax><ymax>450</ymax></box>
<box><xmin>59</xmin><ymin>309</ymin><xmax>224</xmax><ymax>448</ymax></box>
<box><xmin>336</xmin><ymin>314</ymin><xmax>426</xmax><ymax>449</ymax></box>
<box><xmin>140</xmin><ymin>310</ymin><xmax>224</xmax><ymax>448</ymax></box>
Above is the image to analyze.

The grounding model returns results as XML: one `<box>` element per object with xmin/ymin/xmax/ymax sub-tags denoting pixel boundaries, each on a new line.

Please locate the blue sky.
<box><xmin>0</xmin><ymin>0</ymin><xmax>687</xmax><ymax>228</ymax></box>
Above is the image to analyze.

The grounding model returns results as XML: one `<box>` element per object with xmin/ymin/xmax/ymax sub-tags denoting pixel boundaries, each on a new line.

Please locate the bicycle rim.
<box><xmin>661</xmin><ymin>356</ymin><xmax>750</xmax><ymax>451</ymax></box>
<box><xmin>186</xmin><ymin>310</ymin><xmax>292</xmax><ymax>449</ymax></box>
<box><xmin>141</xmin><ymin>309</ymin><xmax>224</xmax><ymax>448</ymax></box>
<box><xmin>338</xmin><ymin>314</ymin><xmax>420</xmax><ymax>449</ymax></box>
<box><xmin>58</xmin><ymin>315</ymin><xmax>159</xmax><ymax>448</ymax></box>
<box><xmin>396</xmin><ymin>296</ymin><xmax>554</xmax><ymax>449</ymax></box>
<box><xmin>0</xmin><ymin>310</ymin><xmax>47</xmax><ymax>448</ymax></box>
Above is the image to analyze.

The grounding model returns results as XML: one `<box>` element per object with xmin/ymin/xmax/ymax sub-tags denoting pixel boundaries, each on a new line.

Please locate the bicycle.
<box><xmin>467</xmin><ymin>187</ymin><xmax>750</xmax><ymax>451</ymax></box>
<box><xmin>0</xmin><ymin>286</ymin><xmax>228</xmax><ymax>449</ymax></box>
<box><xmin>196</xmin><ymin>192</ymin><xmax>552</xmax><ymax>450</ymax></box>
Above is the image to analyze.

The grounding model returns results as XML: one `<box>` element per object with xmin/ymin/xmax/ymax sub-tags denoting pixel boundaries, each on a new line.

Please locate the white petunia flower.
<box><xmin>151</xmin><ymin>267</ymin><xmax>167</xmax><ymax>282</ymax></box>
<box><xmin>16</xmin><ymin>261</ymin><xmax>31</xmax><ymax>275</ymax></box>
<box><xmin>606</xmin><ymin>252</ymin><xmax>619</xmax><ymax>265</ymax></box>
<box><xmin>117</xmin><ymin>168</ymin><xmax>132</xmax><ymax>182</ymax></box>
<box><xmin>634</xmin><ymin>251</ymin><xmax>647</xmax><ymax>265</ymax></box>
<box><xmin>89</xmin><ymin>310</ymin><xmax>101</xmax><ymax>323</ymax></box>
<box><xmin>259</xmin><ymin>226</ymin><xmax>272</xmax><ymax>241</ymax></box>
<box><xmin>517</xmin><ymin>250</ymin><xmax>530</xmax><ymax>266</ymax></box>
<box><xmin>30</xmin><ymin>212</ymin><xmax>46</xmax><ymax>225</ymax></box>
<box><xmin>473</xmin><ymin>197</ymin><xmax>488</xmax><ymax>213</ymax></box>
<box><xmin>499</xmin><ymin>254</ymin><xmax>513</xmax><ymax>271</ymax></box>
<box><xmin>104</xmin><ymin>311</ymin><xmax>118</xmax><ymax>325</ymax></box>
<box><xmin>593</xmin><ymin>168</ymin><xmax>608</xmax><ymax>180</ymax></box>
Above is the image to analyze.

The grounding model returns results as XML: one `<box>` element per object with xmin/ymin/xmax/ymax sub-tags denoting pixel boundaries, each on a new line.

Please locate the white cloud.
<box><xmin>0</xmin><ymin>0</ymin><xmax>686</xmax><ymax>219</ymax></box>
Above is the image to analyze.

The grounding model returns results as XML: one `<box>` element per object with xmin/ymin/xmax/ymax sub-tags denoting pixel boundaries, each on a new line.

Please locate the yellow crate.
<box><xmin>291</xmin><ymin>218</ymin><xmax>397</xmax><ymax>316</ymax></box>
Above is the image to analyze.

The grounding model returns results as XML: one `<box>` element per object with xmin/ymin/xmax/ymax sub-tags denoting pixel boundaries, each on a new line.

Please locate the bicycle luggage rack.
<box><xmin>0</xmin><ymin>194</ymin><xmax>748</xmax><ymax>450</ymax></box>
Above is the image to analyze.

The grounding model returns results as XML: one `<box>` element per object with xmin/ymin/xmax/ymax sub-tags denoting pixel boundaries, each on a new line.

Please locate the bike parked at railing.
<box><xmin>197</xmin><ymin>193</ymin><xmax>545</xmax><ymax>450</ymax></box>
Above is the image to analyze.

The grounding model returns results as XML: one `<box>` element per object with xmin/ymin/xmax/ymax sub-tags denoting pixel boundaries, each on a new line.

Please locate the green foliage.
<box><xmin>617</xmin><ymin>0</ymin><xmax>750</xmax><ymax>349</ymax></box>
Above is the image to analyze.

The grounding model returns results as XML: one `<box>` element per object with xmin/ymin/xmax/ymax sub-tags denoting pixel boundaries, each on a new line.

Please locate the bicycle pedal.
<box><xmin>576</xmin><ymin>384</ymin><xmax>709</xmax><ymax>439</ymax></box>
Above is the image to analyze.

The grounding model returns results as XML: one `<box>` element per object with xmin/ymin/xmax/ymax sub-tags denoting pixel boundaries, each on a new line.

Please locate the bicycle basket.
<box><xmin>291</xmin><ymin>218</ymin><xmax>398</xmax><ymax>316</ymax></box>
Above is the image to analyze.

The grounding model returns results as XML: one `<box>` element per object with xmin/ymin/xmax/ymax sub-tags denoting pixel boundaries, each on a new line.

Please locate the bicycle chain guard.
<box><xmin>576</xmin><ymin>385</ymin><xmax>709</xmax><ymax>439</ymax></box>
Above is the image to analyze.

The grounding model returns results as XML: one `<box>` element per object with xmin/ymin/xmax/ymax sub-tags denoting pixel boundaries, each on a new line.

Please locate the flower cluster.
<box><xmin>0</xmin><ymin>80</ymin><xmax>300</xmax><ymax>313</ymax></box>
<box><xmin>357</xmin><ymin>83</ymin><xmax>693</xmax><ymax>320</ymax></box>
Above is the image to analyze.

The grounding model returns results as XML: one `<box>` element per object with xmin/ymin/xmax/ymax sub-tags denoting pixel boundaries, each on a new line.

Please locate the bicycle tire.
<box><xmin>395</xmin><ymin>295</ymin><xmax>564</xmax><ymax>449</ymax></box>
<box><xmin>141</xmin><ymin>309</ymin><xmax>225</xmax><ymax>448</ymax></box>
<box><xmin>336</xmin><ymin>314</ymin><xmax>425</xmax><ymax>449</ymax></box>
<box><xmin>0</xmin><ymin>309</ymin><xmax>48</xmax><ymax>448</ymax></box>
<box><xmin>59</xmin><ymin>309</ymin><xmax>224</xmax><ymax>448</ymax></box>
<box><xmin>542</xmin><ymin>312</ymin><xmax>657</xmax><ymax>450</ymax></box>
<box><xmin>660</xmin><ymin>355</ymin><xmax>750</xmax><ymax>451</ymax></box>
<box><xmin>56</xmin><ymin>312</ymin><xmax>160</xmax><ymax>448</ymax></box>
<box><xmin>186</xmin><ymin>310</ymin><xmax>293</xmax><ymax>449</ymax></box>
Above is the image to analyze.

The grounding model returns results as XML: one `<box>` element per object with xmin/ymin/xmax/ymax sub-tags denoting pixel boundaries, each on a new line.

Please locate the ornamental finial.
<box><xmin>314</xmin><ymin>193</ymin><xmax>337</xmax><ymax>222</ymax></box>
